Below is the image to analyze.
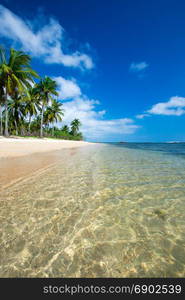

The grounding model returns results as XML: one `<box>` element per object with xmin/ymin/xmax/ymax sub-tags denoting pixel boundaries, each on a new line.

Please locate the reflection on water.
<box><xmin>0</xmin><ymin>143</ymin><xmax>185</xmax><ymax>277</ymax></box>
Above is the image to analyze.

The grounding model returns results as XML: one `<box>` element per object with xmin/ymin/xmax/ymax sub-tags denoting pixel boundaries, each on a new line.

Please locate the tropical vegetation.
<box><xmin>0</xmin><ymin>46</ymin><xmax>83</xmax><ymax>140</ymax></box>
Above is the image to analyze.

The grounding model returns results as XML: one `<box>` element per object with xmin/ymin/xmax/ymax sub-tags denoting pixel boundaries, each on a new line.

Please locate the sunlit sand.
<box><xmin>0</xmin><ymin>137</ymin><xmax>94</xmax><ymax>158</ymax></box>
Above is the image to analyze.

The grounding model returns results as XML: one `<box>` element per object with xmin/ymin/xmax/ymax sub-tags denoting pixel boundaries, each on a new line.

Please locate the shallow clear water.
<box><xmin>0</xmin><ymin>143</ymin><xmax>185</xmax><ymax>277</ymax></box>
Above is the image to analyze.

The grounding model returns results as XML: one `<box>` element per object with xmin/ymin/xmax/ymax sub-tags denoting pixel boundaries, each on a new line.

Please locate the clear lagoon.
<box><xmin>0</xmin><ymin>143</ymin><xmax>185</xmax><ymax>277</ymax></box>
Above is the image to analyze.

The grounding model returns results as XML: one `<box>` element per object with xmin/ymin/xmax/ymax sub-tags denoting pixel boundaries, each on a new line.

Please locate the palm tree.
<box><xmin>70</xmin><ymin>118</ymin><xmax>81</xmax><ymax>136</ymax></box>
<box><xmin>50</xmin><ymin>99</ymin><xmax>63</xmax><ymax>123</ymax></box>
<box><xmin>62</xmin><ymin>125</ymin><xmax>70</xmax><ymax>134</ymax></box>
<box><xmin>8</xmin><ymin>93</ymin><xmax>26</xmax><ymax>135</ymax></box>
<box><xmin>0</xmin><ymin>48</ymin><xmax>6</xmax><ymax>136</ymax></box>
<box><xmin>24</xmin><ymin>87</ymin><xmax>39</xmax><ymax>134</ymax></box>
<box><xmin>34</xmin><ymin>77</ymin><xmax>58</xmax><ymax>137</ymax></box>
<box><xmin>0</xmin><ymin>47</ymin><xmax>39</xmax><ymax>136</ymax></box>
<box><xmin>44</xmin><ymin>99</ymin><xmax>63</xmax><ymax>136</ymax></box>
<box><xmin>0</xmin><ymin>85</ymin><xmax>4</xmax><ymax>135</ymax></box>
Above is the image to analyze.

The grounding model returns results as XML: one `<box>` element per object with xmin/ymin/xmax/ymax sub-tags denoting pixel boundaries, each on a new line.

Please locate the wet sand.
<box><xmin>0</xmin><ymin>138</ymin><xmax>94</xmax><ymax>190</ymax></box>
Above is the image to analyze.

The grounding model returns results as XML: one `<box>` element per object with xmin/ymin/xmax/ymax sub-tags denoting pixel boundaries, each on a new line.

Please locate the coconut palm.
<box><xmin>0</xmin><ymin>47</ymin><xmax>39</xmax><ymax>136</ymax></box>
<box><xmin>50</xmin><ymin>99</ymin><xmax>63</xmax><ymax>123</ymax></box>
<box><xmin>70</xmin><ymin>118</ymin><xmax>81</xmax><ymax>136</ymax></box>
<box><xmin>24</xmin><ymin>87</ymin><xmax>39</xmax><ymax>134</ymax></box>
<box><xmin>44</xmin><ymin>99</ymin><xmax>64</xmax><ymax>135</ymax></box>
<box><xmin>0</xmin><ymin>85</ymin><xmax>4</xmax><ymax>135</ymax></box>
<box><xmin>34</xmin><ymin>77</ymin><xmax>58</xmax><ymax>137</ymax></box>
<box><xmin>62</xmin><ymin>125</ymin><xmax>70</xmax><ymax>134</ymax></box>
<box><xmin>0</xmin><ymin>47</ymin><xmax>5</xmax><ymax>135</ymax></box>
<box><xmin>8</xmin><ymin>93</ymin><xmax>26</xmax><ymax>135</ymax></box>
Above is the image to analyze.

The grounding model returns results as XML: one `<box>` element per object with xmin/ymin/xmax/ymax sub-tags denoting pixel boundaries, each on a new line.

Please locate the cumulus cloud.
<box><xmin>130</xmin><ymin>61</ymin><xmax>149</xmax><ymax>72</ymax></box>
<box><xmin>53</xmin><ymin>76</ymin><xmax>82</xmax><ymax>100</ymax></box>
<box><xmin>148</xmin><ymin>96</ymin><xmax>185</xmax><ymax>116</ymax></box>
<box><xmin>53</xmin><ymin>76</ymin><xmax>139</xmax><ymax>139</ymax></box>
<box><xmin>0</xmin><ymin>4</ymin><xmax>139</xmax><ymax>140</ymax></box>
<box><xmin>61</xmin><ymin>97</ymin><xmax>139</xmax><ymax>139</ymax></box>
<box><xmin>0</xmin><ymin>5</ymin><xmax>93</xmax><ymax>69</ymax></box>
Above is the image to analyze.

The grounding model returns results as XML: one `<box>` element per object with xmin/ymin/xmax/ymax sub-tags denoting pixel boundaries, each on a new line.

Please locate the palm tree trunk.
<box><xmin>40</xmin><ymin>104</ymin><xmax>44</xmax><ymax>138</ymax></box>
<box><xmin>4</xmin><ymin>91</ymin><xmax>9</xmax><ymax>137</ymax></box>
<box><xmin>0</xmin><ymin>105</ymin><xmax>3</xmax><ymax>135</ymax></box>
<box><xmin>14</xmin><ymin>120</ymin><xmax>18</xmax><ymax>136</ymax></box>
<box><xmin>29</xmin><ymin>114</ymin><xmax>31</xmax><ymax>134</ymax></box>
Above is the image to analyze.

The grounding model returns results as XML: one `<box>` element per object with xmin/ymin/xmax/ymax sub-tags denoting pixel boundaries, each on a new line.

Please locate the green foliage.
<box><xmin>0</xmin><ymin>46</ymin><xmax>83</xmax><ymax>141</ymax></box>
<box><xmin>70</xmin><ymin>118</ymin><xmax>82</xmax><ymax>136</ymax></box>
<box><xmin>0</xmin><ymin>46</ymin><xmax>39</xmax><ymax>136</ymax></box>
<box><xmin>44</xmin><ymin>124</ymin><xmax>83</xmax><ymax>140</ymax></box>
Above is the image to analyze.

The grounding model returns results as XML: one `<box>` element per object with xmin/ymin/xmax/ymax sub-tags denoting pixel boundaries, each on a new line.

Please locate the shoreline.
<box><xmin>0</xmin><ymin>137</ymin><xmax>96</xmax><ymax>190</ymax></box>
<box><xmin>0</xmin><ymin>137</ymin><xmax>94</xmax><ymax>159</ymax></box>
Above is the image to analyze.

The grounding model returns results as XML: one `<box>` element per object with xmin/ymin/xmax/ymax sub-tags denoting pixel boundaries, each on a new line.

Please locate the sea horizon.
<box><xmin>1</xmin><ymin>0</ymin><xmax>185</xmax><ymax>291</ymax></box>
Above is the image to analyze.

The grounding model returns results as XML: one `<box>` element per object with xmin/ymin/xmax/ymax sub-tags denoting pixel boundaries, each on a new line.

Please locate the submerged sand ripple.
<box><xmin>0</xmin><ymin>144</ymin><xmax>185</xmax><ymax>277</ymax></box>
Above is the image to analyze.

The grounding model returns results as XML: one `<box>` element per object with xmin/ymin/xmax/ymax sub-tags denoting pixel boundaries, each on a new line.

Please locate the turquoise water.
<box><xmin>0</xmin><ymin>143</ymin><xmax>185</xmax><ymax>277</ymax></box>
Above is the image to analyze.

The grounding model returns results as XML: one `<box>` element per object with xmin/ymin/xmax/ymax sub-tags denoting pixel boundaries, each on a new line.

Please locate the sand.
<box><xmin>0</xmin><ymin>137</ymin><xmax>94</xmax><ymax>158</ymax></box>
<box><xmin>0</xmin><ymin>137</ymin><xmax>95</xmax><ymax>190</ymax></box>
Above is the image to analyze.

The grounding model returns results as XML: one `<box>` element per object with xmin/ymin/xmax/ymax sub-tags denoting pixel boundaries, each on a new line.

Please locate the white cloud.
<box><xmin>136</xmin><ymin>113</ymin><xmax>150</xmax><ymax>119</ymax></box>
<box><xmin>130</xmin><ymin>61</ymin><xmax>149</xmax><ymax>72</ymax></box>
<box><xmin>62</xmin><ymin>97</ymin><xmax>139</xmax><ymax>140</ymax></box>
<box><xmin>53</xmin><ymin>77</ymin><xmax>139</xmax><ymax>139</ymax></box>
<box><xmin>52</xmin><ymin>75</ymin><xmax>139</xmax><ymax>140</ymax></box>
<box><xmin>148</xmin><ymin>96</ymin><xmax>185</xmax><ymax>116</ymax></box>
<box><xmin>53</xmin><ymin>76</ymin><xmax>82</xmax><ymax>100</ymax></box>
<box><xmin>0</xmin><ymin>5</ymin><xmax>93</xmax><ymax>69</ymax></box>
<box><xmin>0</xmin><ymin>5</ymin><xmax>140</xmax><ymax>140</ymax></box>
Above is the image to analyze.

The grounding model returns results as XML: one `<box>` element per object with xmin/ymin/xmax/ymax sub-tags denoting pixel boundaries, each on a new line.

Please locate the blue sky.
<box><xmin>0</xmin><ymin>0</ymin><xmax>185</xmax><ymax>142</ymax></box>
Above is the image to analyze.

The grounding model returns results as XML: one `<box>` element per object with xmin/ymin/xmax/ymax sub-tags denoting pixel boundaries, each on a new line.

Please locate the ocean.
<box><xmin>0</xmin><ymin>142</ymin><xmax>185</xmax><ymax>277</ymax></box>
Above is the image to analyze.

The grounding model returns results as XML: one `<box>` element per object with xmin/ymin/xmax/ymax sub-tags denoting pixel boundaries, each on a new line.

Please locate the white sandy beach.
<box><xmin>0</xmin><ymin>137</ymin><xmax>94</xmax><ymax>158</ymax></box>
